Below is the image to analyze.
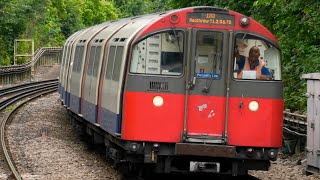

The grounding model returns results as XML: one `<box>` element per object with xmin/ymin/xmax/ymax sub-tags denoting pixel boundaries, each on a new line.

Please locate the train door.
<box><xmin>185</xmin><ymin>29</ymin><xmax>228</xmax><ymax>143</ymax></box>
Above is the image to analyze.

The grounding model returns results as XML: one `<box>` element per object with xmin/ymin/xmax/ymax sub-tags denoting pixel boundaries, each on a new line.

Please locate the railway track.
<box><xmin>0</xmin><ymin>79</ymin><xmax>58</xmax><ymax>179</ymax></box>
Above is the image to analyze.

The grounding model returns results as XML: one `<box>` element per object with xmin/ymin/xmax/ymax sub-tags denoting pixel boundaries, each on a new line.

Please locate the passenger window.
<box><xmin>195</xmin><ymin>31</ymin><xmax>223</xmax><ymax>79</ymax></box>
<box><xmin>92</xmin><ymin>46</ymin><xmax>101</xmax><ymax>77</ymax></box>
<box><xmin>112</xmin><ymin>46</ymin><xmax>124</xmax><ymax>81</ymax></box>
<box><xmin>72</xmin><ymin>46</ymin><xmax>80</xmax><ymax>72</ymax></box>
<box><xmin>87</xmin><ymin>46</ymin><xmax>96</xmax><ymax>76</ymax></box>
<box><xmin>233</xmin><ymin>34</ymin><xmax>281</xmax><ymax>81</ymax></box>
<box><xmin>105</xmin><ymin>46</ymin><xmax>116</xmax><ymax>80</ymax></box>
<box><xmin>130</xmin><ymin>30</ymin><xmax>184</xmax><ymax>76</ymax></box>
<box><xmin>77</xmin><ymin>46</ymin><xmax>84</xmax><ymax>72</ymax></box>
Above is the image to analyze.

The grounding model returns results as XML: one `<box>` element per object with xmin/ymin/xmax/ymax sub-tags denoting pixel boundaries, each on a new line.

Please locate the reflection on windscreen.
<box><xmin>130</xmin><ymin>31</ymin><xmax>184</xmax><ymax>76</ymax></box>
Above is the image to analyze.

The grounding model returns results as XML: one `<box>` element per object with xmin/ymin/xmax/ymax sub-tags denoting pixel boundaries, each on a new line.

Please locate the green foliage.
<box><xmin>81</xmin><ymin>0</ymin><xmax>118</xmax><ymax>26</ymax></box>
<box><xmin>60</xmin><ymin>0</ymin><xmax>84</xmax><ymax>37</ymax></box>
<box><xmin>117</xmin><ymin>0</ymin><xmax>151</xmax><ymax>17</ymax></box>
<box><xmin>150</xmin><ymin>0</ymin><xmax>170</xmax><ymax>13</ymax></box>
<box><xmin>0</xmin><ymin>0</ymin><xmax>119</xmax><ymax>66</ymax></box>
<box><xmin>5</xmin><ymin>105</ymin><xmax>14</xmax><ymax>112</ymax></box>
<box><xmin>168</xmin><ymin>0</ymin><xmax>254</xmax><ymax>16</ymax></box>
<box><xmin>0</xmin><ymin>0</ymin><xmax>32</xmax><ymax>65</ymax></box>
<box><xmin>115</xmin><ymin>0</ymin><xmax>170</xmax><ymax>18</ymax></box>
<box><xmin>16</xmin><ymin>41</ymin><xmax>33</xmax><ymax>55</ymax></box>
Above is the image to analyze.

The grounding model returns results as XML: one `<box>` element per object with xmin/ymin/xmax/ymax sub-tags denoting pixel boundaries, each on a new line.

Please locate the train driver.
<box><xmin>235</xmin><ymin>46</ymin><xmax>272</xmax><ymax>80</ymax></box>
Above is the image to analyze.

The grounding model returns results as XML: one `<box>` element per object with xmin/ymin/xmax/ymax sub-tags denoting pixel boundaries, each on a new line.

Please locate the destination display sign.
<box><xmin>187</xmin><ymin>12</ymin><xmax>235</xmax><ymax>26</ymax></box>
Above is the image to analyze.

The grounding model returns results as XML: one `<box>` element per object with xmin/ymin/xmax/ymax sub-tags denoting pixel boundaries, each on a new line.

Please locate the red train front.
<box><xmin>60</xmin><ymin>6</ymin><xmax>283</xmax><ymax>176</ymax></box>
<box><xmin>122</xmin><ymin>7</ymin><xmax>282</xmax><ymax>175</ymax></box>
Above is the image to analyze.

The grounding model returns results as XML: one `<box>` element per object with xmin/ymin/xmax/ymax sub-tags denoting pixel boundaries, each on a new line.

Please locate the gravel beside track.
<box><xmin>1</xmin><ymin>64</ymin><xmax>120</xmax><ymax>179</ymax></box>
<box><xmin>6</xmin><ymin>93</ymin><xmax>120</xmax><ymax>180</ymax></box>
<box><xmin>250</xmin><ymin>153</ymin><xmax>320</xmax><ymax>180</ymax></box>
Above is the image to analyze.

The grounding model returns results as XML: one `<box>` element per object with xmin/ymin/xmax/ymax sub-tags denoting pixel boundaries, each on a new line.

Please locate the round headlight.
<box><xmin>240</xmin><ymin>17</ymin><xmax>250</xmax><ymax>27</ymax></box>
<box><xmin>153</xmin><ymin>96</ymin><xmax>164</xmax><ymax>107</ymax></box>
<box><xmin>170</xmin><ymin>14</ymin><xmax>180</xmax><ymax>23</ymax></box>
<box><xmin>248</xmin><ymin>101</ymin><xmax>259</xmax><ymax>112</ymax></box>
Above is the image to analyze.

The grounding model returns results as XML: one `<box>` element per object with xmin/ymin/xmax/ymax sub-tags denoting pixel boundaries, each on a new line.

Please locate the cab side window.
<box><xmin>233</xmin><ymin>34</ymin><xmax>281</xmax><ymax>81</ymax></box>
<box><xmin>130</xmin><ymin>30</ymin><xmax>184</xmax><ymax>76</ymax></box>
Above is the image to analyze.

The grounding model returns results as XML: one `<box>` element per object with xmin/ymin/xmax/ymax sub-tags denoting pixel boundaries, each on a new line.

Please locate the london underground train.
<box><xmin>58</xmin><ymin>6</ymin><xmax>283</xmax><ymax>176</ymax></box>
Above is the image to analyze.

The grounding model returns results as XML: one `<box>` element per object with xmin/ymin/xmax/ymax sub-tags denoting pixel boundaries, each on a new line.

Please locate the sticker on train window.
<box><xmin>196</xmin><ymin>73</ymin><xmax>220</xmax><ymax>79</ymax></box>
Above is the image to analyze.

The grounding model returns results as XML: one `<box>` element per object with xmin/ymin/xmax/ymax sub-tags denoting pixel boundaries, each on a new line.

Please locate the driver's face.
<box><xmin>252</xmin><ymin>49</ymin><xmax>260</xmax><ymax>59</ymax></box>
<box><xmin>249</xmin><ymin>48</ymin><xmax>260</xmax><ymax>65</ymax></box>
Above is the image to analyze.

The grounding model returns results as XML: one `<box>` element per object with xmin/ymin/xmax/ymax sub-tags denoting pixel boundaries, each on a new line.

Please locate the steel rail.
<box><xmin>0</xmin><ymin>79</ymin><xmax>58</xmax><ymax>95</ymax></box>
<box><xmin>0</xmin><ymin>81</ymin><xmax>58</xmax><ymax>100</ymax></box>
<box><xmin>0</xmin><ymin>80</ymin><xmax>58</xmax><ymax>180</ymax></box>
<box><xmin>0</xmin><ymin>83</ymin><xmax>58</xmax><ymax>110</ymax></box>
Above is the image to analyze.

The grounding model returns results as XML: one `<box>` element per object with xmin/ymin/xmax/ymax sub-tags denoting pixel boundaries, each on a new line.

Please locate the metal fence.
<box><xmin>283</xmin><ymin>110</ymin><xmax>307</xmax><ymax>137</ymax></box>
<box><xmin>0</xmin><ymin>47</ymin><xmax>62</xmax><ymax>85</ymax></box>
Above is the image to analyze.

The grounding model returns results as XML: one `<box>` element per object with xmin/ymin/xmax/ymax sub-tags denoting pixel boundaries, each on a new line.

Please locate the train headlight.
<box><xmin>248</xmin><ymin>101</ymin><xmax>259</xmax><ymax>112</ymax></box>
<box><xmin>153</xmin><ymin>96</ymin><xmax>164</xmax><ymax>107</ymax></box>
<box><xmin>240</xmin><ymin>16</ymin><xmax>250</xmax><ymax>27</ymax></box>
<box><xmin>170</xmin><ymin>14</ymin><xmax>180</xmax><ymax>24</ymax></box>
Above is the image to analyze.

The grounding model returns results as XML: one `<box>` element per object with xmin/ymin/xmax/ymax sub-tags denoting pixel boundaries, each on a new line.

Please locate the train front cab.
<box><xmin>122</xmin><ymin>7</ymin><xmax>283</xmax><ymax>176</ymax></box>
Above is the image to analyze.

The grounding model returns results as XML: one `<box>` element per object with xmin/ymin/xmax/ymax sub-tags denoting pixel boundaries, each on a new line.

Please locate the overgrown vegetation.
<box><xmin>1</xmin><ymin>0</ymin><xmax>318</xmax><ymax>112</ymax></box>
<box><xmin>5</xmin><ymin>105</ymin><xmax>15</xmax><ymax>112</ymax></box>
<box><xmin>0</xmin><ymin>0</ymin><xmax>119</xmax><ymax>66</ymax></box>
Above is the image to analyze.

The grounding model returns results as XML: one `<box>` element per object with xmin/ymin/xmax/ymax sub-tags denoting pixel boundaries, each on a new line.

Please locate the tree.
<box><xmin>82</xmin><ymin>0</ymin><xmax>118</xmax><ymax>26</ymax></box>
<box><xmin>168</xmin><ymin>0</ymin><xmax>254</xmax><ymax>16</ymax></box>
<box><xmin>0</xmin><ymin>0</ymin><xmax>119</xmax><ymax>65</ymax></box>
<box><xmin>115</xmin><ymin>0</ymin><xmax>170</xmax><ymax>18</ymax></box>
<box><xmin>0</xmin><ymin>0</ymin><xmax>35</xmax><ymax>65</ymax></box>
